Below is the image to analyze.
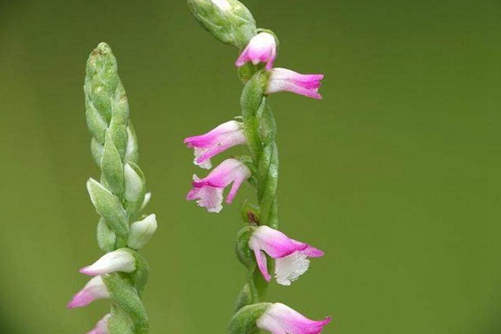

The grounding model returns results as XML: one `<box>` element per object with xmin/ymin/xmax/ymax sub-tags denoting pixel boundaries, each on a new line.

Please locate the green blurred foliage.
<box><xmin>0</xmin><ymin>0</ymin><xmax>500</xmax><ymax>333</ymax></box>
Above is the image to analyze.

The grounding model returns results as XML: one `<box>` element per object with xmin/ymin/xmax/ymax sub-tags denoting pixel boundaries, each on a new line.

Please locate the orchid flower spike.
<box><xmin>184</xmin><ymin>120</ymin><xmax>246</xmax><ymax>169</ymax></box>
<box><xmin>67</xmin><ymin>276</ymin><xmax>110</xmax><ymax>309</ymax></box>
<box><xmin>257</xmin><ymin>303</ymin><xmax>331</xmax><ymax>334</ymax></box>
<box><xmin>187</xmin><ymin>158</ymin><xmax>251</xmax><ymax>213</ymax></box>
<box><xmin>249</xmin><ymin>226</ymin><xmax>324</xmax><ymax>286</ymax></box>
<box><xmin>266</xmin><ymin>68</ymin><xmax>324</xmax><ymax>100</ymax></box>
<box><xmin>87</xmin><ymin>314</ymin><xmax>111</xmax><ymax>334</ymax></box>
<box><xmin>236</xmin><ymin>32</ymin><xmax>277</xmax><ymax>70</ymax></box>
<box><xmin>79</xmin><ymin>249</ymin><xmax>136</xmax><ymax>276</ymax></box>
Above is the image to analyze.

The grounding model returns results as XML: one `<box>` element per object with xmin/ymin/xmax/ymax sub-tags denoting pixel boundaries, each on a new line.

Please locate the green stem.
<box><xmin>235</xmin><ymin>71</ymin><xmax>279</xmax><ymax>316</ymax></box>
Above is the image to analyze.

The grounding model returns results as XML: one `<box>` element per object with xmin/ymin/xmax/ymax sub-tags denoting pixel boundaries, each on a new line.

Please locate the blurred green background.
<box><xmin>0</xmin><ymin>0</ymin><xmax>500</xmax><ymax>333</ymax></box>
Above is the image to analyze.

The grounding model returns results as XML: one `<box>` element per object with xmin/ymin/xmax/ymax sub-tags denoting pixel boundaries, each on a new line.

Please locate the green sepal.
<box><xmin>228</xmin><ymin>303</ymin><xmax>271</xmax><ymax>334</ymax></box>
<box><xmin>256</xmin><ymin>142</ymin><xmax>279</xmax><ymax>229</ymax></box>
<box><xmin>237</xmin><ymin>63</ymin><xmax>258</xmax><ymax>83</ymax></box>
<box><xmin>91</xmin><ymin>138</ymin><xmax>104</xmax><ymax>166</ymax></box>
<box><xmin>234</xmin><ymin>283</ymin><xmax>253</xmax><ymax>312</ymax></box>
<box><xmin>85</xmin><ymin>97</ymin><xmax>107</xmax><ymax>145</ymax></box>
<box><xmin>101</xmin><ymin>132</ymin><xmax>125</xmax><ymax>197</ymax></box>
<box><xmin>127</xmin><ymin>250</ymin><xmax>150</xmax><ymax>295</ymax></box>
<box><xmin>97</xmin><ymin>218</ymin><xmax>117</xmax><ymax>252</ymax></box>
<box><xmin>87</xmin><ymin>178</ymin><xmax>129</xmax><ymax>240</ymax></box>
<box><xmin>187</xmin><ymin>0</ymin><xmax>257</xmax><ymax>49</ymax></box>
<box><xmin>236</xmin><ymin>226</ymin><xmax>257</xmax><ymax>268</ymax></box>
<box><xmin>103</xmin><ymin>273</ymin><xmax>149</xmax><ymax>334</ymax></box>
<box><xmin>240</xmin><ymin>71</ymin><xmax>268</xmax><ymax>161</ymax></box>
<box><xmin>109</xmin><ymin>84</ymin><xmax>129</xmax><ymax>160</ymax></box>
<box><xmin>108</xmin><ymin>304</ymin><xmax>134</xmax><ymax>334</ymax></box>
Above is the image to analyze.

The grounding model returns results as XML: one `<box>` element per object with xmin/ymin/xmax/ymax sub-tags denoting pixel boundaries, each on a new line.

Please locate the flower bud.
<box><xmin>128</xmin><ymin>214</ymin><xmax>158</xmax><ymax>250</ymax></box>
<box><xmin>256</xmin><ymin>303</ymin><xmax>331</xmax><ymax>334</ymax></box>
<box><xmin>187</xmin><ymin>0</ymin><xmax>257</xmax><ymax>49</ymax></box>
<box><xmin>80</xmin><ymin>249</ymin><xmax>136</xmax><ymax>276</ymax></box>
<box><xmin>124</xmin><ymin>162</ymin><xmax>144</xmax><ymax>203</ymax></box>
<box><xmin>67</xmin><ymin>276</ymin><xmax>110</xmax><ymax>309</ymax></box>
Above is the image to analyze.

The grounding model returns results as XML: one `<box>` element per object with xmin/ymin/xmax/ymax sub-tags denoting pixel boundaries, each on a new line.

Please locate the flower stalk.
<box><xmin>68</xmin><ymin>42</ymin><xmax>156</xmax><ymax>334</ymax></box>
<box><xmin>187</xmin><ymin>1</ymin><xmax>329</xmax><ymax>333</ymax></box>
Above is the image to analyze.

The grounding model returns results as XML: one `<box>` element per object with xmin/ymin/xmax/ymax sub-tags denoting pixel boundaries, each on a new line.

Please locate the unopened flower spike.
<box><xmin>249</xmin><ymin>225</ymin><xmax>324</xmax><ymax>286</ymax></box>
<box><xmin>87</xmin><ymin>314</ymin><xmax>110</xmax><ymax>334</ymax></box>
<box><xmin>184</xmin><ymin>120</ymin><xmax>246</xmax><ymax>169</ymax></box>
<box><xmin>79</xmin><ymin>249</ymin><xmax>136</xmax><ymax>276</ymax></box>
<box><xmin>67</xmin><ymin>276</ymin><xmax>110</xmax><ymax>309</ymax></box>
<box><xmin>236</xmin><ymin>32</ymin><xmax>277</xmax><ymax>70</ymax></box>
<box><xmin>187</xmin><ymin>158</ymin><xmax>251</xmax><ymax>213</ymax></box>
<box><xmin>267</xmin><ymin>68</ymin><xmax>324</xmax><ymax>99</ymax></box>
<box><xmin>70</xmin><ymin>43</ymin><xmax>156</xmax><ymax>333</ymax></box>
<box><xmin>257</xmin><ymin>303</ymin><xmax>332</xmax><ymax>334</ymax></box>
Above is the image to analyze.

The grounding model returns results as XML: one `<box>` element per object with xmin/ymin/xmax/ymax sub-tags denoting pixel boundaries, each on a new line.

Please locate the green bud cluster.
<box><xmin>83</xmin><ymin>42</ymin><xmax>156</xmax><ymax>334</ymax></box>
<box><xmin>188</xmin><ymin>0</ymin><xmax>257</xmax><ymax>49</ymax></box>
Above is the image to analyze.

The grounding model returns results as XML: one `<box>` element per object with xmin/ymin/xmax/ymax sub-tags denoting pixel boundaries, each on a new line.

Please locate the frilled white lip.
<box><xmin>249</xmin><ymin>226</ymin><xmax>324</xmax><ymax>285</ymax></box>
<box><xmin>186</xmin><ymin>158</ymin><xmax>251</xmax><ymax>213</ymax></box>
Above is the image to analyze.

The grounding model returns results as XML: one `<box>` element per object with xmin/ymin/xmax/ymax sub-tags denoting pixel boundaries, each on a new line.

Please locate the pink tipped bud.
<box><xmin>184</xmin><ymin>120</ymin><xmax>246</xmax><ymax>169</ymax></box>
<box><xmin>266</xmin><ymin>68</ymin><xmax>324</xmax><ymax>99</ymax></box>
<box><xmin>87</xmin><ymin>314</ymin><xmax>110</xmax><ymax>334</ymax></box>
<box><xmin>67</xmin><ymin>276</ymin><xmax>110</xmax><ymax>309</ymax></box>
<box><xmin>79</xmin><ymin>249</ymin><xmax>136</xmax><ymax>276</ymax></box>
<box><xmin>186</xmin><ymin>158</ymin><xmax>251</xmax><ymax>213</ymax></box>
<box><xmin>249</xmin><ymin>226</ymin><xmax>324</xmax><ymax>286</ymax></box>
<box><xmin>257</xmin><ymin>303</ymin><xmax>331</xmax><ymax>334</ymax></box>
<box><xmin>236</xmin><ymin>32</ymin><xmax>277</xmax><ymax>70</ymax></box>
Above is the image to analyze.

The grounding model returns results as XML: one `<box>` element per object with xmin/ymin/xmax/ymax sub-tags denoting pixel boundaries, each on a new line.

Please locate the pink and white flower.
<box><xmin>249</xmin><ymin>226</ymin><xmax>324</xmax><ymax>286</ymax></box>
<box><xmin>184</xmin><ymin>120</ymin><xmax>246</xmax><ymax>169</ymax></box>
<box><xmin>187</xmin><ymin>158</ymin><xmax>251</xmax><ymax>213</ymax></box>
<box><xmin>266</xmin><ymin>68</ymin><xmax>324</xmax><ymax>100</ymax></box>
<box><xmin>79</xmin><ymin>249</ymin><xmax>136</xmax><ymax>276</ymax></box>
<box><xmin>236</xmin><ymin>32</ymin><xmax>277</xmax><ymax>70</ymax></box>
<box><xmin>67</xmin><ymin>276</ymin><xmax>110</xmax><ymax>309</ymax></box>
<box><xmin>257</xmin><ymin>303</ymin><xmax>331</xmax><ymax>334</ymax></box>
<box><xmin>87</xmin><ymin>314</ymin><xmax>110</xmax><ymax>334</ymax></box>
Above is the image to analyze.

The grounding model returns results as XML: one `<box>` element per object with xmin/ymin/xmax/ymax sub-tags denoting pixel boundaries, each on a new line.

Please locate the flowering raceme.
<box><xmin>184</xmin><ymin>120</ymin><xmax>246</xmax><ymax>169</ymax></box>
<box><xmin>266</xmin><ymin>68</ymin><xmax>324</xmax><ymax>99</ymax></box>
<box><xmin>236</xmin><ymin>32</ymin><xmax>277</xmax><ymax>70</ymax></box>
<box><xmin>257</xmin><ymin>303</ymin><xmax>331</xmax><ymax>334</ymax></box>
<box><xmin>187</xmin><ymin>158</ymin><xmax>251</xmax><ymax>213</ymax></box>
<box><xmin>249</xmin><ymin>226</ymin><xmax>324</xmax><ymax>286</ymax></box>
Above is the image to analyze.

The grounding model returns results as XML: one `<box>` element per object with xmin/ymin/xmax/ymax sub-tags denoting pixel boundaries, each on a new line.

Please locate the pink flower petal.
<box><xmin>257</xmin><ymin>303</ymin><xmax>331</xmax><ymax>334</ymax></box>
<box><xmin>67</xmin><ymin>276</ymin><xmax>110</xmax><ymax>309</ymax></box>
